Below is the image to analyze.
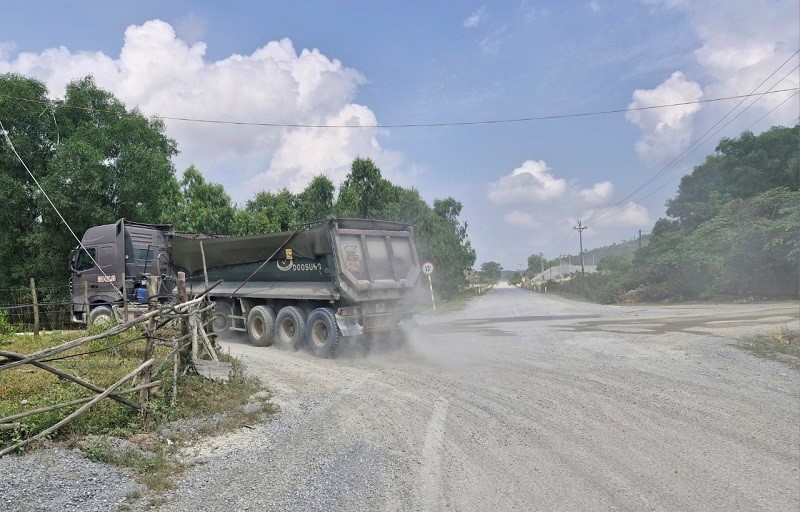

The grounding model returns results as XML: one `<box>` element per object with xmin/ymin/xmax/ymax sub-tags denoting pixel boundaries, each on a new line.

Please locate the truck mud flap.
<box><xmin>335</xmin><ymin>314</ymin><xmax>364</xmax><ymax>337</ymax></box>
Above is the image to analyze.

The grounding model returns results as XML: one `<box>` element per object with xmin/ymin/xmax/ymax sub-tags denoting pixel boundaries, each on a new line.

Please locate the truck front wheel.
<box><xmin>88</xmin><ymin>306</ymin><xmax>114</xmax><ymax>328</ymax></box>
<box><xmin>305</xmin><ymin>308</ymin><xmax>340</xmax><ymax>358</ymax></box>
<box><xmin>247</xmin><ymin>305</ymin><xmax>275</xmax><ymax>347</ymax></box>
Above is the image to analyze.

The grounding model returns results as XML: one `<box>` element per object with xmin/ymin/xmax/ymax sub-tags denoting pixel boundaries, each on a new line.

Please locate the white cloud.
<box><xmin>0</xmin><ymin>19</ymin><xmax>399</xmax><ymax>200</ymax></box>
<box><xmin>0</xmin><ymin>42</ymin><xmax>15</xmax><ymax>61</ymax></box>
<box><xmin>578</xmin><ymin>181</ymin><xmax>614</xmax><ymax>205</ymax></box>
<box><xmin>626</xmin><ymin>71</ymin><xmax>703</xmax><ymax>164</ymax></box>
<box><xmin>589</xmin><ymin>1</ymin><xmax>601</xmax><ymax>13</ymax></box>
<box><xmin>628</xmin><ymin>0</ymin><xmax>799</xmax><ymax>164</ymax></box>
<box><xmin>463</xmin><ymin>7</ymin><xmax>486</xmax><ymax>28</ymax></box>
<box><xmin>489</xmin><ymin>160</ymin><xmax>649</xmax><ymax>240</ymax></box>
<box><xmin>503</xmin><ymin>210</ymin><xmax>537</xmax><ymax>228</ymax></box>
<box><xmin>489</xmin><ymin>160</ymin><xmax>567</xmax><ymax>204</ymax></box>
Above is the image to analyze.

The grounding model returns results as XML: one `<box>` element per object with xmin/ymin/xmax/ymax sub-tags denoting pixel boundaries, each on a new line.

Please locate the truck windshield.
<box><xmin>72</xmin><ymin>248</ymin><xmax>97</xmax><ymax>271</ymax></box>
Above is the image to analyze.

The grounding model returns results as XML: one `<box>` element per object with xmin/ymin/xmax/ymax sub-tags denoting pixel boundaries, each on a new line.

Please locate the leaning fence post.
<box><xmin>29</xmin><ymin>278</ymin><xmax>39</xmax><ymax>338</ymax></box>
<box><xmin>139</xmin><ymin>276</ymin><xmax>160</xmax><ymax>420</ymax></box>
<box><xmin>176</xmin><ymin>272</ymin><xmax>190</xmax><ymax>367</ymax></box>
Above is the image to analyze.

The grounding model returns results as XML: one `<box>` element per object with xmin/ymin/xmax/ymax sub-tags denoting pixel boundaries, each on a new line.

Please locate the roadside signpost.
<box><xmin>422</xmin><ymin>261</ymin><xmax>436</xmax><ymax>311</ymax></box>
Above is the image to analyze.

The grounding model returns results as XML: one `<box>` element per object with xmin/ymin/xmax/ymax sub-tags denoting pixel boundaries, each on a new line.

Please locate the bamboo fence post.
<box><xmin>139</xmin><ymin>276</ymin><xmax>160</xmax><ymax>417</ymax></box>
<box><xmin>199</xmin><ymin>241</ymin><xmax>209</xmax><ymax>290</ymax></box>
<box><xmin>0</xmin><ymin>357</ymin><xmax>155</xmax><ymax>457</ymax></box>
<box><xmin>29</xmin><ymin>278</ymin><xmax>39</xmax><ymax>337</ymax></box>
<box><xmin>177</xmin><ymin>272</ymin><xmax>190</xmax><ymax>367</ymax></box>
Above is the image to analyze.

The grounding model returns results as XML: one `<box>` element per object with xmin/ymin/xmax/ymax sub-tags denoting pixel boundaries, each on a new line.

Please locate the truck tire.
<box><xmin>305</xmin><ymin>308</ymin><xmax>340</xmax><ymax>358</ymax></box>
<box><xmin>247</xmin><ymin>305</ymin><xmax>275</xmax><ymax>347</ymax></box>
<box><xmin>88</xmin><ymin>306</ymin><xmax>114</xmax><ymax>328</ymax></box>
<box><xmin>211</xmin><ymin>300</ymin><xmax>233</xmax><ymax>336</ymax></box>
<box><xmin>274</xmin><ymin>306</ymin><xmax>305</xmax><ymax>350</ymax></box>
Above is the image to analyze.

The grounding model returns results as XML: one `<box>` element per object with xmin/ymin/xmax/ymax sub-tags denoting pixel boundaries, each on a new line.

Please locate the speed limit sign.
<box><xmin>422</xmin><ymin>261</ymin><xmax>435</xmax><ymax>275</ymax></box>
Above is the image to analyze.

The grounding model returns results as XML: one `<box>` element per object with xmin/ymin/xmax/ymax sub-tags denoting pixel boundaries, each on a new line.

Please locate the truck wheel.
<box><xmin>274</xmin><ymin>306</ymin><xmax>305</xmax><ymax>350</ymax></box>
<box><xmin>247</xmin><ymin>305</ymin><xmax>275</xmax><ymax>347</ymax></box>
<box><xmin>305</xmin><ymin>308</ymin><xmax>340</xmax><ymax>358</ymax></box>
<box><xmin>88</xmin><ymin>306</ymin><xmax>114</xmax><ymax>328</ymax></box>
<box><xmin>212</xmin><ymin>300</ymin><xmax>233</xmax><ymax>336</ymax></box>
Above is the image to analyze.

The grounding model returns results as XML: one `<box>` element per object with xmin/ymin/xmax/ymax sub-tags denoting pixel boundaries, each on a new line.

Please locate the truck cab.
<box><xmin>69</xmin><ymin>219</ymin><xmax>172</xmax><ymax>324</ymax></box>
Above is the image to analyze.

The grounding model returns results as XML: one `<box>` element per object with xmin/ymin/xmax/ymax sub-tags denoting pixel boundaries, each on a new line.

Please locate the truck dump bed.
<box><xmin>170</xmin><ymin>219</ymin><xmax>420</xmax><ymax>304</ymax></box>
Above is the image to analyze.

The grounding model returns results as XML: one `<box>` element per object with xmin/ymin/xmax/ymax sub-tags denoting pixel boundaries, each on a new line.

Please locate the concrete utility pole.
<box><xmin>574</xmin><ymin>220</ymin><xmax>588</xmax><ymax>276</ymax></box>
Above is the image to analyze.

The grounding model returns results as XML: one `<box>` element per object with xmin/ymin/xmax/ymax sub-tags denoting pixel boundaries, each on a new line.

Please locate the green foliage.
<box><xmin>550</xmin><ymin>124</ymin><xmax>799</xmax><ymax>303</ymax></box>
<box><xmin>597</xmin><ymin>254</ymin><xmax>632</xmax><ymax>274</ymax></box>
<box><xmin>0</xmin><ymin>310</ymin><xmax>14</xmax><ymax>334</ymax></box>
<box><xmin>170</xmin><ymin>165</ymin><xmax>235</xmax><ymax>234</ymax></box>
<box><xmin>0</xmin><ymin>74</ymin><xmax>177</xmax><ymax>296</ymax></box>
<box><xmin>527</xmin><ymin>253</ymin><xmax>546</xmax><ymax>274</ymax></box>
<box><xmin>479</xmin><ymin>261</ymin><xmax>503</xmax><ymax>284</ymax></box>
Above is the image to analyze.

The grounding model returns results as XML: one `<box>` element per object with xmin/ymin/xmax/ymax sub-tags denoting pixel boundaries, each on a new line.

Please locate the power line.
<box><xmin>596</xmin><ymin>88</ymin><xmax>800</xmax><ymax>220</ymax></box>
<box><xmin>585</xmin><ymin>52</ymin><xmax>799</xmax><ymax>226</ymax></box>
<box><xmin>0</xmin><ymin>88</ymin><xmax>796</xmax><ymax>129</ymax></box>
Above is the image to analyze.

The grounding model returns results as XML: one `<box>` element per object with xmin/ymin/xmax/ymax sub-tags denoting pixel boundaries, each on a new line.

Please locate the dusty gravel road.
<box><xmin>153</xmin><ymin>286</ymin><xmax>799</xmax><ymax>512</ymax></box>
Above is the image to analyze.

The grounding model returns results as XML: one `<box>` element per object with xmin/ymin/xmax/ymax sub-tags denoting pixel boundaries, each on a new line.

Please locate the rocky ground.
<box><xmin>2</xmin><ymin>286</ymin><xmax>798</xmax><ymax>511</ymax></box>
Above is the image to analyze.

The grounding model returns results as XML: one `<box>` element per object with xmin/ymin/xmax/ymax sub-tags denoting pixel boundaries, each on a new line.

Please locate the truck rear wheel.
<box><xmin>274</xmin><ymin>306</ymin><xmax>305</xmax><ymax>350</ymax></box>
<box><xmin>212</xmin><ymin>300</ymin><xmax>233</xmax><ymax>336</ymax></box>
<box><xmin>305</xmin><ymin>308</ymin><xmax>340</xmax><ymax>358</ymax></box>
<box><xmin>247</xmin><ymin>305</ymin><xmax>275</xmax><ymax>347</ymax></box>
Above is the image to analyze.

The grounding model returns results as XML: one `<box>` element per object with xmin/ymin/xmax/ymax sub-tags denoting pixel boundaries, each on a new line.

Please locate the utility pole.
<box><xmin>638</xmin><ymin>229</ymin><xmax>642</xmax><ymax>249</ymax></box>
<box><xmin>540</xmin><ymin>252</ymin><xmax>545</xmax><ymax>277</ymax></box>
<box><xmin>573</xmin><ymin>220</ymin><xmax>588</xmax><ymax>276</ymax></box>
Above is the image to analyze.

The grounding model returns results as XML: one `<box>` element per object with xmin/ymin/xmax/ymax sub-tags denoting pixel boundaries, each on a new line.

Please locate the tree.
<box><xmin>635</xmin><ymin>124</ymin><xmax>800</xmax><ymax>299</ymax></box>
<box><xmin>480</xmin><ymin>261</ymin><xmax>503</xmax><ymax>284</ymax></box>
<box><xmin>245</xmin><ymin>188</ymin><xmax>297</xmax><ymax>231</ymax></box>
<box><xmin>170</xmin><ymin>165</ymin><xmax>234</xmax><ymax>234</ymax></box>
<box><xmin>336</xmin><ymin>157</ymin><xmax>395</xmax><ymax>218</ymax></box>
<box><xmin>0</xmin><ymin>74</ymin><xmax>178</xmax><ymax>296</ymax></box>
<box><xmin>597</xmin><ymin>254</ymin><xmax>632</xmax><ymax>274</ymax></box>
<box><xmin>527</xmin><ymin>253</ymin><xmax>546</xmax><ymax>275</ymax></box>
<box><xmin>296</xmin><ymin>175</ymin><xmax>335</xmax><ymax>225</ymax></box>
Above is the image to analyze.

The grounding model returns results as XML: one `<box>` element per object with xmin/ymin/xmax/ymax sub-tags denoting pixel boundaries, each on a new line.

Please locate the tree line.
<box><xmin>534</xmin><ymin>124</ymin><xmax>800</xmax><ymax>302</ymax></box>
<box><xmin>0</xmin><ymin>74</ymin><xmax>476</xmax><ymax>301</ymax></box>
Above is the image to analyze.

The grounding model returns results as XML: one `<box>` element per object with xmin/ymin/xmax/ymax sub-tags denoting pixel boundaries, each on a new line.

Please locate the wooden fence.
<box><xmin>0</xmin><ymin>275</ymin><xmax>229</xmax><ymax>456</ymax></box>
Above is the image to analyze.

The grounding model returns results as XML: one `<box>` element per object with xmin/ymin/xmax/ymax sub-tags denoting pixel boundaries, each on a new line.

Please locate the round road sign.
<box><xmin>422</xmin><ymin>261</ymin><xmax>435</xmax><ymax>275</ymax></box>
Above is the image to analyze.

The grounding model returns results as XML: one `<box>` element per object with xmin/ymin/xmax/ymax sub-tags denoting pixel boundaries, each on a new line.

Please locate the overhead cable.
<box><xmin>0</xmin><ymin>88</ymin><xmax>796</xmax><ymax>129</ymax></box>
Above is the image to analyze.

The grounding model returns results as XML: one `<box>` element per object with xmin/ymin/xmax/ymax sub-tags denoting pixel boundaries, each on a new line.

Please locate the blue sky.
<box><xmin>1</xmin><ymin>1</ymin><xmax>798</xmax><ymax>269</ymax></box>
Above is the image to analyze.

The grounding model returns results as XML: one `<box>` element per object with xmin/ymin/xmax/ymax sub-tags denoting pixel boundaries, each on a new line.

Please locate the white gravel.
<box><xmin>2</xmin><ymin>287</ymin><xmax>798</xmax><ymax>511</ymax></box>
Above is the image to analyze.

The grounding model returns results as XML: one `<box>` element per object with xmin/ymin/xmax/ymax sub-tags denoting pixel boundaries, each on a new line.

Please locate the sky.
<box><xmin>1</xmin><ymin>1</ymin><xmax>798</xmax><ymax>269</ymax></box>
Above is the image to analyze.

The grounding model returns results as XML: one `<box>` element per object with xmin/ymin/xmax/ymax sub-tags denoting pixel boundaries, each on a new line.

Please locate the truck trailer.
<box><xmin>69</xmin><ymin>218</ymin><xmax>421</xmax><ymax>357</ymax></box>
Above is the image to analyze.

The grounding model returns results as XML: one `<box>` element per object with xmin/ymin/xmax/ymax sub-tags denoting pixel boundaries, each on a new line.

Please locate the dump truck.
<box><xmin>69</xmin><ymin>218</ymin><xmax>421</xmax><ymax>357</ymax></box>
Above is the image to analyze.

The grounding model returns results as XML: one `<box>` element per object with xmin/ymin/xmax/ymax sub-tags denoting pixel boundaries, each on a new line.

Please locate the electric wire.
<box><xmin>595</xmin><ymin>88</ymin><xmax>800</xmax><ymax>221</ymax></box>
<box><xmin>0</xmin><ymin>88</ymin><xmax>797</xmax><ymax>129</ymax></box>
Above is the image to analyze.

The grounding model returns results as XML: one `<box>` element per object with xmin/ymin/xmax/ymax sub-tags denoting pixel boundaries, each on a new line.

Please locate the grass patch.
<box><xmin>739</xmin><ymin>328</ymin><xmax>800</xmax><ymax>370</ymax></box>
<box><xmin>0</xmin><ymin>327</ymin><xmax>276</xmax><ymax>494</ymax></box>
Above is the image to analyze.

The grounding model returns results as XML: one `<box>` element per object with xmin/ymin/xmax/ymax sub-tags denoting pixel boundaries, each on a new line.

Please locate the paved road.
<box><xmin>160</xmin><ymin>287</ymin><xmax>799</xmax><ymax>511</ymax></box>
